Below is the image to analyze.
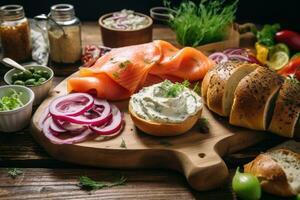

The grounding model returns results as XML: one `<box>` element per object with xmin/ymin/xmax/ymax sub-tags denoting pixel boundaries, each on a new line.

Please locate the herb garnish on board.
<box><xmin>165</xmin><ymin>0</ymin><xmax>238</xmax><ymax>47</ymax></box>
<box><xmin>7</xmin><ymin>168</ymin><xmax>23</xmax><ymax>178</ymax></box>
<box><xmin>78</xmin><ymin>175</ymin><xmax>126</xmax><ymax>191</ymax></box>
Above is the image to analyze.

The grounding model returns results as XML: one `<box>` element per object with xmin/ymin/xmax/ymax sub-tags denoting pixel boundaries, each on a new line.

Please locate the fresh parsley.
<box><xmin>120</xmin><ymin>138</ymin><xmax>127</xmax><ymax>149</ymax></box>
<box><xmin>257</xmin><ymin>24</ymin><xmax>281</xmax><ymax>47</ymax></box>
<box><xmin>78</xmin><ymin>175</ymin><xmax>126</xmax><ymax>191</ymax></box>
<box><xmin>7</xmin><ymin>168</ymin><xmax>23</xmax><ymax>178</ymax></box>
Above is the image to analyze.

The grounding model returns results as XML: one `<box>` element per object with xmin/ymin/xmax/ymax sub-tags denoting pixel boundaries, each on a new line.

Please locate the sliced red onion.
<box><xmin>90</xmin><ymin>105</ymin><xmax>124</xmax><ymax>135</ymax></box>
<box><xmin>51</xmin><ymin>100</ymin><xmax>111</xmax><ymax>126</ymax></box>
<box><xmin>223</xmin><ymin>48</ymin><xmax>246</xmax><ymax>55</ymax></box>
<box><xmin>49</xmin><ymin>93</ymin><xmax>94</xmax><ymax>118</ymax></box>
<box><xmin>43</xmin><ymin>118</ymin><xmax>92</xmax><ymax>145</ymax></box>
<box><xmin>50</xmin><ymin>120</ymin><xmax>67</xmax><ymax>133</ymax></box>
<box><xmin>209</xmin><ymin>52</ymin><xmax>228</xmax><ymax>64</ymax></box>
<box><xmin>39</xmin><ymin>107</ymin><xmax>50</xmax><ymax>128</ymax></box>
<box><xmin>52</xmin><ymin>118</ymin><xmax>87</xmax><ymax>133</ymax></box>
<box><xmin>247</xmin><ymin>55</ymin><xmax>261</xmax><ymax>64</ymax></box>
<box><xmin>228</xmin><ymin>54</ymin><xmax>252</xmax><ymax>62</ymax></box>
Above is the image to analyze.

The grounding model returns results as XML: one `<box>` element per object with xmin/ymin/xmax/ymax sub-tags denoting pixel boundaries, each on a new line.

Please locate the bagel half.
<box><xmin>128</xmin><ymin>104</ymin><xmax>202</xmax><ymax>136</ymax></box>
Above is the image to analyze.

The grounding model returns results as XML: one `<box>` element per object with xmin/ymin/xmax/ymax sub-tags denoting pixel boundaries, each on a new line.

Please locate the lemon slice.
<box><xmin>267</xmin><ymin>51</ymin><xmax>289</xmax><ymax>71</ymax></box>
<box><xmin>269</xmin><ymin>43</ymin><xmax>290</xmax><ymax>58</ymax></box>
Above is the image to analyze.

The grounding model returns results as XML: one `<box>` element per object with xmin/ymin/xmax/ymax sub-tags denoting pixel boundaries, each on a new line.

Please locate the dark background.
<box><xmin>1</xmin><ymin>0</ymin><xmax>299</xmax><ymax>31</ymax></box>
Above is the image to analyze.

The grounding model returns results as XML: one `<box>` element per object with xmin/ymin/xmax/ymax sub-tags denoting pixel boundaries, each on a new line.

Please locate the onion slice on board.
<box><xmin>43</xmin><ymin>118</ymin><xmax>92</xmax><ymax>145</ymax></box>
<box><xmin>209</xmin><ymin>52</ymin><xmax>228</xmax><ymax>64</ymax></box>
<box><xmin>49</xmin><ymin>93</ymin><xmax>94</xmax><ymax>118</ymax></box>
<box><xmin>50</xmin><ymin>100</ymin><xmax>111</xmax><ymax>126</ymax></box>
<box><xmin>90</xmin><ymin>105</ymin><xmax>124</xmax><ymax>135</ymax></box>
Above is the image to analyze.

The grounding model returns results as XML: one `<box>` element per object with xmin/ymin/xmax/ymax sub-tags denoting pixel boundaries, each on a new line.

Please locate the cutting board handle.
<box><xmin>176</xmin><ymin>144</ymin><xmax>228</xmax><ymax>191</ymax></box>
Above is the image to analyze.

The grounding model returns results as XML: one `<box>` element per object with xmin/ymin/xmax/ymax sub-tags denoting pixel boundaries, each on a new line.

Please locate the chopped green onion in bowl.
<box><xmin>0</xmin><ymin>89</ymin><xmax>24</xmax><ymax>111</ymax></box>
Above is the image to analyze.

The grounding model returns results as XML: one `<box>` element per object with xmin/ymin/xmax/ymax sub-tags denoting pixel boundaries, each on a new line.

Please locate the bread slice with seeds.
<box><xmin>244</xmin><ymin>149</ymin><xmax>300</xmax><ymax>197</ymax></box>
<box><xmin>230</xmin><ymin>66</ymin><xmax>283</xmax><ymax>130</ymax></box>
<box><xmin>204</xmin><ymin>61</ymin><xmax>258</xmax><ymax>116</ymax></box>
<box><xmin>268</xmin><ymin>77</ymin><xmax>300</xmax><ymax>138</ymax></box>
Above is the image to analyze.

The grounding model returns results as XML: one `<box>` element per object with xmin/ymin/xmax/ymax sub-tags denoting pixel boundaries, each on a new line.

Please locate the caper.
<box><xmin>25</xmin><ymin>78</ymin><xmax>36</xmax><ymax>86</ymax></box>
<box><xmin>38</xmin><ymin>77</ymin><xmax>47</xmax><ymax>83</ymax></box>
<box><xmin>41</xmin><ymin>70</ymin><xmax>50</xmax><ymax>79</ymax></box>
<box><xmin>14</xmin><ymin>80</ymin><xmax>25</xmax><ymax>86</ymax></box>
<box><xmin>23</xmin><ymin>70</ymin><xmax>33</xmax><ymax>79</ymax></box>
<box><xmin>18</xmin><ymin>72</ymin><xmax>24</xmax><ymax>80</ymax></box>
<box><xmin>11</xmin><ymin>73</ymin><xmax>19</xmax><ymax>82</ymax></box>
<box><xmin>33</xmin><ymin>73</ymin><xmax>42</xmax><ymax>80</ymax></box>
<box><xmin>36</xmin><ymin>70</ymin><xmax>43</xmax><ymax>76</ymax></box>
<box><xmin>28</xmin><ymin>67</ymin><xmax>35</xmax><ymax>73</ymax></box>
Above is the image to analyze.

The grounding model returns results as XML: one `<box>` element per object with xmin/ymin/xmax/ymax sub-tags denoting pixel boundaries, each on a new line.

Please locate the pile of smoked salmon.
<box><xmin>68</xmin><ymin>40</ymin><xmax>214</xmax><ymax>100</ymax></box>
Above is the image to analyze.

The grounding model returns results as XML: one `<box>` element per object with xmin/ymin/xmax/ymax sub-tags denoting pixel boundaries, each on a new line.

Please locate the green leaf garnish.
<box><xmin>165</xmin><ymin>0</ymin><xmax>238</xmax><ymax>47</ymax></box>
<box><xmin>257</xmin><ymin>24</ymin><xmax>281</xmax><ymax>47</ymax></box>
<box><xmin>119</xmin><ymin>60</ymin><xmax>131</xmax><ymax>68</ymax></box>
<box><xmin>78</xmin><ymin>175</ymin><xmax>126</xmax><ymax>191</ymax></box>
<box><xmin>112</xmin><ymin>71</ymin><xmax>120</xmax><ymax>79</ymax></box>
<box><xmin>7</xmin><ymin>168</ymin><xmax>23</xmax><ymax>178</ymax></box>
<box><xmin>120</xmin><ymin>138</ymin><xmax>127</xmax><ymax>149</ymax></box>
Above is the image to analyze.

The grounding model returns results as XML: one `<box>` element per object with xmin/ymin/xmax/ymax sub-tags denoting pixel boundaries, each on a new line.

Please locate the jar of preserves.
<box><xmin>47</xmin><ymin>4</ymin><xmax>82</xmax><ymax>64</ymax></box>
<box><xmin>0</xmin><ymin>5</ymin><xmax>32</xmax><ymax>62</ymax></box>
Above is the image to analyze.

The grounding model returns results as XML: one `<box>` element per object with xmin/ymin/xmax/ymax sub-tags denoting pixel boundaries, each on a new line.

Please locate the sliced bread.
<box><xmin>244</xmin><ymin>149</ymin><xmax>300</xmax><ymax>197</ymax></box>
<box><xmin>230</xmin><ymin>66</ymin><xmax>283</xmax><ymax>130</ymax></box>
<box><xmin>268</xmin><ymin>77</ymin><xmax>300</xmax><ymax>138</ymax></box>
<box><xmin>205</xmin><ymin>61</ymin><xmax>258</xmax><ymax>116</ymax></box>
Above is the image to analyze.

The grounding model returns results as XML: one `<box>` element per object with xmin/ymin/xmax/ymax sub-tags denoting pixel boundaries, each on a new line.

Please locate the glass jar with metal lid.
<box><xmin>0</xmin><ymin>5</ymin><xmax>32</xmax><ymax>62</ymax></box>
<box><xmin>47</xmin><ymin>4</ymin><xmax>82</xmax><ymax>64</ymax></box>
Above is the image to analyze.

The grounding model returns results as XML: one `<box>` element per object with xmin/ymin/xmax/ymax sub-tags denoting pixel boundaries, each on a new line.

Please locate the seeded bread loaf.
<box><xmin>204</xmin><ymin>61</ymin><xmax>258</xmax><ymax>116</ymax></box>
<box><xmin>268</xmin><ymin>78</ymin><xmax>300</xmax><ymax>138</ymax></box>
<box><xmin>229</xmin><ymin>66</ymin><xmax>284</xmax><ymax>130</ymax></box>
<box><xmin>244</xmin><ymin>149</ymin><xmax>300</xmax><ymax>197</ymax></box>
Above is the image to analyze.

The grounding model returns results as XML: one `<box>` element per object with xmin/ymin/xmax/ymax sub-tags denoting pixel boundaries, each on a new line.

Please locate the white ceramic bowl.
<box><xmin>0</xmin><ymin>85</ymin><xmax>34</xmax><ymax>132</ymax></box>
<box><xmin>4</xmin><ymin>65</ymin><xmax>54</xmax><ymax>105</ymax></box>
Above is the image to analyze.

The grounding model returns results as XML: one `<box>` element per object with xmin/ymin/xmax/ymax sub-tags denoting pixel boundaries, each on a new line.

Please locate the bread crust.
<box><xmin>205</xmin><ymin>61</ymin><xmax>256</xmax><ymax>116</ymax></box>
<box><xmin>268</xmin><ymin>78</ymin><xmax>300</xmax><ymax>138</ymax></box>
<box><xmin>244</xmin><ymin>149</ymin><xmax>300</xmax><ymax>197</ymax></box>
<box><xmin>229</xmin><ymin>66</ymin><xmax>283</xmax><ymax>130</ymax></box>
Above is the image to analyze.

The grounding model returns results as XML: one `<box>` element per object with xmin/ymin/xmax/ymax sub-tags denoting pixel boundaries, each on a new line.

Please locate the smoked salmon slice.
<box><xmin>68</xmin><ymin>40</ymin><xmax>214</xmax><ymax>100</ymax></box>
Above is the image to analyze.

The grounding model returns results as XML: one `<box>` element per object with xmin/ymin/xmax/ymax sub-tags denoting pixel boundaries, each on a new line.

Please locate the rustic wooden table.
<box><xmin>0</xmin><ymin>22</ymin><xmax>294</xmax><ymax>200</ymax></box>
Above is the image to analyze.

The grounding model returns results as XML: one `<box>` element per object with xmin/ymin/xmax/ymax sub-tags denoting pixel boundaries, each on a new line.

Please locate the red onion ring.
<box><xmin>49</xmin><ymin>93</ymin><xmax>94</xmax><ymax>118</ymax></box>
<box><xmin>223</xmin><ymin>48</ymin><xmax>247</xmax><ymax>55</ymax></box>
<box><xmin>43</xmin><ymin>118</ymin><xmax>92</xmax><ymax>145</ymax></box>
<box><xmin>51</xmin><ymin>99</ymin><xmax>111</xmax><ymax>125</ymax></box>
<box><xmin>90</xmin><ymin>105</ymin><xmax>124</xmax><ymax>135</ymax></box>
<box><xmin>52</xmin><ymin>118</ymin><xmax>87</xmax><ymax>133</ymax></box>
<box><xmin>39</xmin><ymin>107</ymin><xmax>50</xmax><ymax>128</ymax></box>
<box><xmin>228</xmin><ymin>54</ymin><xmax>252</xmax><ymax>62</ymax></box>
<box><xmin>209</xmin><ymin>52</ymin><xmax>228</xmax><ymax>64</ymax></box>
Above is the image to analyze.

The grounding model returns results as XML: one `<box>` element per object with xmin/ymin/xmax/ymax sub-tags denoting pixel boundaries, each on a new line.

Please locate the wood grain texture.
<box><xmin>31</xmin><ymin>72</ymin><xmax>269</xmax><ymax>191</ymax></box>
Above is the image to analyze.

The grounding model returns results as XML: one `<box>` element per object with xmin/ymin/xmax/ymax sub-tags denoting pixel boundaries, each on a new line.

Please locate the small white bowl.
<box><xmin>4</xmin><ymin>65</ymin><xmax>54</xmax><ymax>105</ymax></box>
<box><xmin>0</xmin><ymin>85</ymin><xmax>34</xmax><ymax>132</ymax></box>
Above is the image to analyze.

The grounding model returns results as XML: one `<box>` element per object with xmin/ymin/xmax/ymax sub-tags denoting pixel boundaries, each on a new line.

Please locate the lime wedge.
<box><xmin>291</xmin><ymin>52</ymin><xmax>300</xmax><ymax>61</ymax></box>
<box><xmin>269</xmin><ymin>43</ymin><xmax>290</xmax><ymax>58</ymax></box>
<box><xmin>267</xmin><ymin>51</ymin><xmax>289</xmax><ymax>71</ymax></box>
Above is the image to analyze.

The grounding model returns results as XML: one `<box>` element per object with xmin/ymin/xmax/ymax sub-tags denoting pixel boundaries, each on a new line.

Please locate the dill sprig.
<box><xmin>165</xmin><ymin>0</ymin><xmax>238</xmax><ymax>47</ymax></box>
<box><xmin>7</xmin><ymin>168</ymin><xmax>23</xmax><ymax>178</ymax></box>
<box><xmin>78</xmin><ymin>175</ymin><xmax>126</xmax><ymax>191</ymax></box>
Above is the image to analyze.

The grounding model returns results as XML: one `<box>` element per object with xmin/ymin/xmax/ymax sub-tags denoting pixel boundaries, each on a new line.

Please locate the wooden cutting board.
<box><xmin>30</xmin><ymin>72</ymin><xmax>268</xmax><ymax>191</ymax></box>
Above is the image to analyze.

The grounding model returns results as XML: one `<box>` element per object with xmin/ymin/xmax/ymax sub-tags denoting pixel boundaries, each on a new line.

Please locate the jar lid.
<box><xmin>50</xmin><ymin>4</ymin><xmax>75</xmax><ymax>21</ymax></box>
<box><xmin>0</xmin><ymin>5</ymin><xmax>25</xmax><ymax>21</ymax></box>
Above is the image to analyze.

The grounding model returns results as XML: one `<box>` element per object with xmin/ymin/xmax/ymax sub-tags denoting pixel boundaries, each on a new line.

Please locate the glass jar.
<box><xmin>0</xmin><ymin>5</ymin><xmax>32</xmax><ymax>62</ymax></box>
<box><xmin>48</xmin><ymin>4</ymin><xmax>82</xmax><ymax>64</ymax></box>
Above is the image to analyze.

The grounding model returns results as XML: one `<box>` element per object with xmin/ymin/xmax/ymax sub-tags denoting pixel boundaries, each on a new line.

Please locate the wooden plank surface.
<box><xmin>0</xmin><ymin>23</ymin><xmax>292</xmax><ymax>200</ymax></box>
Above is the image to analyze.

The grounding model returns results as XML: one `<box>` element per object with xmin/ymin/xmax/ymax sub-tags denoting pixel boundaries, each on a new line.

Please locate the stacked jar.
<box><xmin>0</xmin><ymin>5</ymin><xmax>32</xmax><ymax>62</ymax></box>
<box><xmin>47</xmin><ymin>4</ymin><xmax>82</xmax><ymax>65</ymax></box>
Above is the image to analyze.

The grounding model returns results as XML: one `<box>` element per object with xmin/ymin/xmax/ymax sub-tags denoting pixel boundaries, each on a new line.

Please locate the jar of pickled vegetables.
<box><xmin>0</xmin><ymin>5</ymin><xmax>32</xmax><ymax>62</ymax></box>
<box><xmin>47</xmin><ymin>4</ymin><xmax>82</xmax><ymax>64</ymax></box>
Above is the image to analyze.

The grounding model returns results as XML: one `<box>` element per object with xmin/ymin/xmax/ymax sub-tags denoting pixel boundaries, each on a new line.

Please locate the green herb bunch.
<box><xmin>165</xmin><ymin>0</ymin><xmax>238</xmax><ymax>47</ymax></box>
<box><xmin>256</xmin><ymin>24</ymin><xmax>281</xmax><ymax>47</ymax></box>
